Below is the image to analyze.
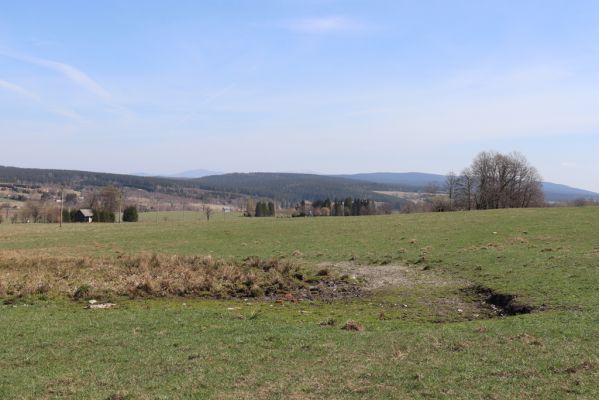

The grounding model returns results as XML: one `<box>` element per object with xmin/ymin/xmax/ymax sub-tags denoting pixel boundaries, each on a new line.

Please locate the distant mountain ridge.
<box><xmin>338</xmin><ymin>172</ymin><xmax>599</xmax><ymax>202</ymax></box>
<box><xmin>132</xmin><ymin>169</ymin><xmax>222</xmax><ymax>178</ymax></box>
<box><xmin>336</xmin><ymin>172</ymin><xmax>445</xmax><ymax>192</ymax></box>
<box><xmin>170</xmin><ymin>169</ymin><xmax>222</xmax><ymax>178</ymax></box>
<box><xmin>0</xmin><ymin>166</ymin><xmax>404</xmax><ymax>206</ymax></box>
<box><xmin>0</xmin><ymin>165</ymin><xmax>597</xmax><ymax>204</ymax></box>
<box><xmin>540</xmin><ymin>182</ymin><xmax>599</xmax><ymax>202</ymax></box>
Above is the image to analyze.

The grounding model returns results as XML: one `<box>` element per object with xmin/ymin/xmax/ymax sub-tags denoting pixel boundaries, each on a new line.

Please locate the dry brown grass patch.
<box><xmin>0</xmin><ymin>254</ymin><xmax>354</xmax><ymax>301</ymax></box>
<box><xmin>341</xmin><ymin>320</ymin><xmax>365</xmax><ymax>331</ymax></box>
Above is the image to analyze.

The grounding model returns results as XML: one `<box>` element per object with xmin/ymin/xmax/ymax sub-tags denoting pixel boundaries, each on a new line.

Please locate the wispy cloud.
<box><xmin>283</xmin><ymin>16</ymin><xmax>362</xmax><ymax>34</ymax></box>
<box><xmin>0</xmin><ymin>50</ymin><xmax>136</xmax><ymax>121</ymax></box>
<box><xmin>27</xmin><ymin>56</ymin><xmax>111</xmax><ymax>99</ymax></box>
<box><xmin>0</xmin><ymin>77</ymin><xmax>83</xmax><ymax>120</ymax></box>
<box><xmin>0</xmin><ymin>79</ymin><xmax>41</xmax><ymax>101</ymax></box>
<box><xmin>0</xmin><ymin>51</ymin><xmax>110</xmax><ymax>98</ymax></box>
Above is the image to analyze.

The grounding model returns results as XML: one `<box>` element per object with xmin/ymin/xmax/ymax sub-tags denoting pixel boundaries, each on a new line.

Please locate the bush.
<box><xmin>93</xmin><ymin>209</ymin><xmax>115</xmax><ymax>223</ymax></box>
<box><xmin>73</xmin><ymin>284</ymin><xmax>92</xmax><ymax>300</ymax></box>
<box><xmin>122</xmin><ymin>206</ymin><xmax>139</xmax><ymax>222</ymax></box>
<box><xmin>254</xmin><ymin>201</ymin><xmax>275</xmax><ymax>217</ymax></box>
<box><xmin>62</xmin><ymin>209</ymin><xmax>71</xmax><ymax>223</ymax></box>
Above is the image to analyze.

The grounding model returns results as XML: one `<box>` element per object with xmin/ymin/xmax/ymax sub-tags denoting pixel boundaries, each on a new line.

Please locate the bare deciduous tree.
<box><xmin>1</xmin><ymin>202</ymin><xmax>10</xmax><ymax>222</ymax></box>
<box><xmin>245</xmin><ymin>198</ymin><xmax>255</xmax><ymax>217</ymax></box>
<box><xmin>21</xmin><ymin>201</ymin><xmax>42</xmax><ymax>223</ymax></box>
<box><xmin>454</xmin><ymin>151</ymin><xmax>543</xmax><ymax>210</ymax></box>
<box><xmin>445</xmin><ymin>171</ymin><xmax>459</xmax><ymax>210</ymax></box>
<box><xmin>456</xmin><ymin>168</ymin><xmax>475</xmax><ymax>211</ymax></box>
<box><xmin>99</xmin><ymin>186</ymin><xmax>122</xmax><ymax>213</ymax></box>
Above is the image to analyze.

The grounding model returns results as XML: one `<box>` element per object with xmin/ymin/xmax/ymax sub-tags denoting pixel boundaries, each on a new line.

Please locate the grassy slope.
<box><xmin>1</xmin><ymin>208</ymin><xmax>599</xmax><ymax>398</ymax></box>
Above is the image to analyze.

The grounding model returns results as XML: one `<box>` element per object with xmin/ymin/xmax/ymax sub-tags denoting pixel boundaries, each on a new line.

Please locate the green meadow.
<box><xmin>1</xmin><ymin>207</ymin><xmax>598</xmax><ymax>398</ymax></box>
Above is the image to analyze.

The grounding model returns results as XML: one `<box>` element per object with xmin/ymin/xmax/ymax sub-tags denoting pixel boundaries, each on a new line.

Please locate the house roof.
<box><xmin>79</xmin><ymin>209</ymin><xmax>94</xmax><ymax>217</ymax></box>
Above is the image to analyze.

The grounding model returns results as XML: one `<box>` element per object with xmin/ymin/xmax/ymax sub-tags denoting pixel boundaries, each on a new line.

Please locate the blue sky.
<box><xmin>1</xmin><ymin>1</ymin><xmax>599</xmax><ymax>191</ymax></box>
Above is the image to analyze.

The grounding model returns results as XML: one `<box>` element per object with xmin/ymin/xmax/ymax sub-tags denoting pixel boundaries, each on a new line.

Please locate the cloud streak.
<box><xmin>284</xmin><ymin>16</ymin><xmax>362</xmax><ymax>34</ymax></box>
<box><xmin>31</xmin><ymin>57</ymin><xmax>111</xmax><ymax>98</ymax></box>
<box><xmin>0</xmin><ymin>79</ymin><xmax>41</xmax><ymax>101</ymax></box>
<box><xmin>0</xmin><ymin>78</ymin><xmax>83</xmax><ymax>120</ymax></box>
<box><xmin>0</xmin><ymin>51</ymin><xmax>110</xmax><ymax>98</ymax></box>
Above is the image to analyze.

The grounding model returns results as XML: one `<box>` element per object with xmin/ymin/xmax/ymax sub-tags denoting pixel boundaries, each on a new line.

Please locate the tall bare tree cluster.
<box><xmin>19</xmin><ymin>200</ymin><xmax>61</xmax><ymax>223</ymax></box>
<box><xmin>447</xmin><ymin>151</ymin><xmax>544</xmax><ymax>210</ymax></box>
<box><xmin>88</xmin><ymin>186</ymin><xmax>122</xmax><ymax>213</ymax></box>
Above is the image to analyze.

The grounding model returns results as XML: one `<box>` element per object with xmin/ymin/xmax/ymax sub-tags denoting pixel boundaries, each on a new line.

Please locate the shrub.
<box><xmin>122</xmin><ymin>206</ymin><xmax>139</xmax><ymax>222</ymax></box>
<box><xmin>93</xmin><ymin>209</ymin><xmax>115</xmax><ymax>223</ymax></box>
<box><xmin>73</xmin><ymin>284</ymin><xmax>92</xmax><ymax>300</ymax></box>
<box><xmin>62</xmin><ymin>209</ymin><xmax>71</xmax><ymax>223</ymax></box>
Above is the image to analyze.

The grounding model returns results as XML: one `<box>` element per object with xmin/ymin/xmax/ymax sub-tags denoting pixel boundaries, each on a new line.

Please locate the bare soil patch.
<box><xmin>321</xmin><ymin>261</ymin><xmax>468</xmax><ymax>291</ymax></box>
<box><xmin>322</xmin><ymin>261</ymin><xmax>537</xmax><ymax>319</ymax></box>
<box><xmin>462</xmin><ymin>285</ymin><xmax>536</xmax><ymax>316</ymax></box>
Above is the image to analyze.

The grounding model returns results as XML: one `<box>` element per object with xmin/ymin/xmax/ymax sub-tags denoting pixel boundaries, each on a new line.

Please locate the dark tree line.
<box><xmin>294</xmin><ymin>197</ymin><xmax>382</xmax><ymax>217</ymax></box>
<box><xmin>254</xmin><ymin>201</ymin><xmax>275</xmax><ymax>217</ymax></box>
<box><xmin>446</xmin><ymin>151</ymin><xmax>544</xmax><ymax>211</ymax></box>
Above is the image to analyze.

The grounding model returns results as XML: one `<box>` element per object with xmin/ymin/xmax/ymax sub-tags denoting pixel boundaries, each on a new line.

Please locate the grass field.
<box><xmin>1</xmin><ymin>208</ymin><xmax>598</xmax><ymax>398</ymax></box>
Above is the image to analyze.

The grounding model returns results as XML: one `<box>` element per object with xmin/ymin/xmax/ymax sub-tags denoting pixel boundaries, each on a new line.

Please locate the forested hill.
<box><xmin>541</xmin><ymin>182</ymin><xmax>599</xmax><ymax>202</ymax></box>
<box><xmin>2</xmin><ymin>165</ymin><xmax>596</xmax><ymax>204</ymax></box>
<box><xmin>337</xmin><ymin>172</ymin><xmax>446</xmax><ymax>191</ymax></box>
<box><xmin>0</xmin><ymin>165</ymin><xmax>185</xmax><ymax>191</ymax></box>
<box><xmin>0</xmin><ymin>166</ymin><xmax>405</xmax><ymax>206</ymax></box>
<box><xmin>193</xmin><ymin>173</ymin><xmax>405</xmax><ymax>205</ymax></box>
<box><xmin>339</xmin><ymin>172</ymin><xmax>599</xmax><ymax>202</ymax></box>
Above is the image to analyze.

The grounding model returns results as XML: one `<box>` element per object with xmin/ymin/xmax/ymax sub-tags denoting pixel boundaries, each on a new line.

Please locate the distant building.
<box><xmin>74</xmin><ymin>209</ymin><xmax>93</xmax><ymax>223</ymax></box>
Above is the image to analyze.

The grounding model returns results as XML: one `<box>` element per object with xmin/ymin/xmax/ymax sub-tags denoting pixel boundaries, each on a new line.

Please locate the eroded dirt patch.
<box><xmin>321</xmin><ymin>261</ymin><xmax>469</xmax><ymax>291</ymax></box>
<box><xmin>321</xmin><ymin>262</ymin><xmax>537</xmax><ymax>320</ymax></box>
<box><xmin>462</xmin><ymin>285</ymin><xmax>536</xmax><ymax>316</ymax></box>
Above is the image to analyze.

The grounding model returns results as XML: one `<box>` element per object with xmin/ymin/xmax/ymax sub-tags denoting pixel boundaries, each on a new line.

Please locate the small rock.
<box><xmin>87</xmin><ymin>303</ymin><xmax>116</xmax><ymax>309</ymax></box>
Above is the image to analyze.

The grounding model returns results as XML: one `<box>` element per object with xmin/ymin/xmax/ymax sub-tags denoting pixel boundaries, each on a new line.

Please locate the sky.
<box><xmin>1</xmin><ymin>1</ymin><xmax>599</xmax><ymax>191</ymax></box>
